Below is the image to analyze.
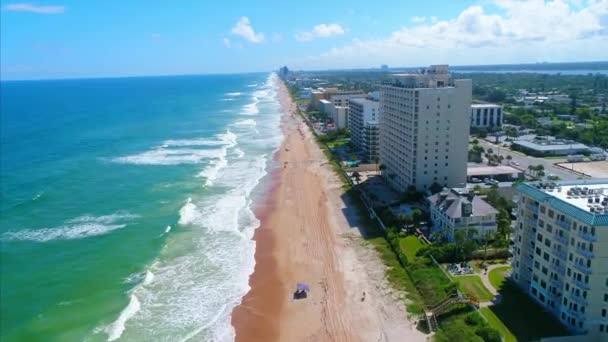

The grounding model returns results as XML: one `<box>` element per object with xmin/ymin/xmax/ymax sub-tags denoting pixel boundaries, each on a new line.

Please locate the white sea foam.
<box><xmin>1</xmin><ymin>213</ymin><xmax>137</xmax><ymax>242</ymax></box>
<box><xmin>143</xmin><ymin>270</ymin><xmax>155</xmax><ymax>286</ymax></box>
<box><xmin>113</xmin><ymin>148</ymin><xmax>224</xmax><ymax>166</ymax></box>
<box><xmin>105</xmin><ymin>294</ymin><xmax>141</xmax><ymax>341</ymax></box>
<box><xmin>165</xmin><ymin>225</ymin><xmax>172</xmax><ymax>234</ymax></box>
<box><xmin>161</xmin><ymin>138</ymin><xmax>229</xmax><ymax>147</ymax></box>
<box><xmin>197</xmin><ymin>157</ymin><xmax>228</xmax><ymax>186</ymax></box>
<box><xmin>178</xmin><ymin>198</ymin><xmax>200</xmax><ymax>225</ymax></box>
<box><xmin>101</xmin><ymin>73</ymin><xmax>284</xmax><ymax>341</ymax></box>
<box><xmin>32</xmin><ymin>191</ymin><xmax>44</xmax><ymax>201</ymax></box>
<box><xmin>224</xmin><ymin>92</ymin><xmax>241</xmax><ymax>97</ymax></box>
<box><xmin>113</xmin><ymin>131</ymin><xmax>237</xmax><ymax>166</ymax></box>
<box><xmin>233</xmin><ymin>119</ymin><xmax>256</xmax><ymax>126</ymax></box>
<box><xmin>241</xmin><ymin>102</ymin><xmax>259</xmax><ymax>115</ymax></box>
<box><xmin>233</xmin><ymin>148</ymin><xmax>245</xmax><ymax>159</ymax></box>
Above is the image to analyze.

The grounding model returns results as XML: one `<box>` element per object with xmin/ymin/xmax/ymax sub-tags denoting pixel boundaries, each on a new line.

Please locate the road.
<box><xmin>475</xmin><ymin>139</ymin><xmax>586</xmax><ymax>181</ymax></box>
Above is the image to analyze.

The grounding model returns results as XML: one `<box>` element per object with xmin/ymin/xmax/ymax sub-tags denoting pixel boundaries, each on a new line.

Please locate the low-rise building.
<box><xmin>349</xmin><ymin>97</ymin><xmax>380</xmax><ymax>161</ymax></box>
<box><xmin>512</xmin><ymin>180</ymin><xmax>608</xmax><ymax>339</ymax></box>
<box><xmin>470</xmin><ymin>104</ymin><xmax>503</xmax><ymax>129</ymax></box>
<box><xmin>512</xmin><ymin>138</ymin><xmax>590</xmax><ymax>157</ymax></box>
<box><xmin>428</xmin><ymin>187</ymin><xmax>498</xmax><ymax>241</ymax></box>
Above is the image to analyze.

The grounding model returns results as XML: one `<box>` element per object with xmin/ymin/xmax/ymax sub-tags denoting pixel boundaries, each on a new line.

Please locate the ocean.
<box><xmin>0</xmin><ymin>73</ymin><xmax>283</xmax><ymax>341</ymax></box>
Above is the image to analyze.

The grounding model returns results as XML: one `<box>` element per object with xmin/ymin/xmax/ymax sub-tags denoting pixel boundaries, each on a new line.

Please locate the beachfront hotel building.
<box><xmin>470</xmin><ymin>103</ymin><xmax>503</xmax><ymax>129</ymax></box>
<box><xmin>427</xmin><ymin>187</ymin><xmax>498</xmax><ymax>241</ymax></box>
<box><xmin>349</xmin><ymin>97</ymin><xmax>380</xmax><ymax>161</ymax></box>
<box><xmin>378</xmin><ymin>65</ymin><xmax>472</xmax><ymax>192</ymax></box>
<box><xmin>511</xmin><ymin>180</ymin><xmax>608</xmax><ymax>339</ymax></box>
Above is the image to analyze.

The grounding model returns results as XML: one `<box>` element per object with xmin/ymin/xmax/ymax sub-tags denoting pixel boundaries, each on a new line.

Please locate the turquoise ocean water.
<box><xmin>0</xmin><ymin>73</ymin><xmax>283</xmax><ymax>341</ymax></box>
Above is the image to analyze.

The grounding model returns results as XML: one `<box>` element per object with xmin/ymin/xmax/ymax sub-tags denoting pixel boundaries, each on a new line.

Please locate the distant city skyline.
<box><xmin>1</xmin><ymin>0</ymin><xmax>607</xmax><ymax>80</ymax></box>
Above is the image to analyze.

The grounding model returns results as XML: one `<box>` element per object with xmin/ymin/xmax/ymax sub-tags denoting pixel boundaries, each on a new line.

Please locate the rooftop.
<box><xmin>516</xmin><ymin>179</ymin><xmax>608</xmax><ymax>225</ymax></box>
<box><xmin>471</xmin><ymin>103</ymin><xmax>501</xmax><ymax>108</ymax></box>
<box><xmin>467</xmin><ymin>165</ymin><xmax>522</xmax><ymax>177</ymax></box>
<box><xmin>513</xmin><ymin>139</ymin><xmax>589</xmax><ymax>151</ymax></box>
<box><xmin>428</xmin><ymin>188</ymin><xmax>498</xmax><ymax>219</ymax></box>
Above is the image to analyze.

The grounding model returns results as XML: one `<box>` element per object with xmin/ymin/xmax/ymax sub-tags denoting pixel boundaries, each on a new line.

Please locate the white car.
<box><xmin>511</xmin><ymin>161</ymin><xmax>520</xmax><ymax>166</ymax></box>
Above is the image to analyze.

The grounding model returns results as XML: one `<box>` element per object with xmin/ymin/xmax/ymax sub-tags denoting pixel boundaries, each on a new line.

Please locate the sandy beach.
<box><xmin>231</xmin><ymin>79</ymin><xmax>425</xmax><ymax>342</ymax></box>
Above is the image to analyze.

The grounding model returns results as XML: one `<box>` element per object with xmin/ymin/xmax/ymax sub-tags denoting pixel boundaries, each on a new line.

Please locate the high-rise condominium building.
<box><xmin>349</xmin><ymin>97</ymin><xmax>380</xmax><ymax>161</ymax></box>
<box><xmin>512</xmin><ymin>180</ymin><xmax>608</xmax><ymax>339</ymax></box>
<box><xmin>379</xmin><ymin>65</ymin><xmax>472</xmax><ymax>192</ymax></box>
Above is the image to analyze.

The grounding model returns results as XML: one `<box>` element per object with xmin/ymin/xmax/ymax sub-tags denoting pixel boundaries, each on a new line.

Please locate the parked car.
<box><xmin>470</xmin><ymin>177</ymin><xmax>482</xmax><ymax>183</ymax></box>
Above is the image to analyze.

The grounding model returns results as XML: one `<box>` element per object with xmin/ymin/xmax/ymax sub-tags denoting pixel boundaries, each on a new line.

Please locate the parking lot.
<box><xmin>556</xmin><ymin>160</ymin><xmax>608</xmax><ymax>178</ymax></box>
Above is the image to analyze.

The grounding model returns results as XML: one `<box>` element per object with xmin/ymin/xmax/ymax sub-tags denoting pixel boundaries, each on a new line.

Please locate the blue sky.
<box><xmin>1</xmin><ymin>0</ymin><xmax>607</xmax><ymax>80</ymax></box>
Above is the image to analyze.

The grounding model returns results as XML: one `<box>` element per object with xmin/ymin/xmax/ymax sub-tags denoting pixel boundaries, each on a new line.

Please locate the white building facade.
<box><xmin>512</xmin><ymin>180</ymin><xmax>608</xmax><ymax>339</ymax></box>
<box><xmin>470</xmin><ymin>104</ymin><xmax>503</xmax><ymax>129</ymax></box>
<box><xmin>349</xmin><ymin>97</ymin><xmax>380</xmax><ymax>161</ymax></box>
<box><xmin>428</xmin><ymin>188</ymin><xmax>498</xmax><ymax>241</ymax></box>
<box><xmin>379</xmin><ymin>65</ymin><xmax>472</xmax><ymax>192</ymax></box>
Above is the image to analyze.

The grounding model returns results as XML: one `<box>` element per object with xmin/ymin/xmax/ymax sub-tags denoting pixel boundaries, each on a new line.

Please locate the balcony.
<box><xmin>551</xmin><ymin>263</ymin><xmax>566</xmax><ymax>274</ymax></box>
<box><xmin>555</xmin><ymin>220</ymin><xmax>571</xmax><ymax>230</ymax></box>
<box><xmin>577</xmin><ymin>231</ymin><xmax>597</xmax><ymax>242</ymax></box>
<box><xmin>573</xmin><ymin>262</ymin><xmax>592</xmax><ymax>275</ymax></box>
<box><xmin>551</xmin><ymin>248</ymin><xmax>567</xmax><ymax>260</ymax></box>
<box><xmin>526</xmin><ymin>203</ymin><xmax>539</xmax><ymax>213</ymax></box>
<box><xmin>569</xmin><ymin>293</ymin><xmax>589</xmax><ymax>307</ymax></box>
<box><xmin>573</xmin><ymin>279</ymin><xmax>591</xmax><ymax>290</ymax></box>
<box><xmin>550</xmin><ymin>278</ymin><xmax>563</xmax><ymax>289</ymax></box>
<box><xmin>524</xmin><ymin>217</ymin><xmax>538</xmax><ymax>227</ymax></box>
<box><xmin>553</xmin><ymin>234</ymin><xmax>568</xmax><ymax>245</ymax></box>
<box><xmin>576</xmin><ymin>248</ymin><xmax>594</xmax><ymax>259</ymax></box>
<box><xmin>566</xmin><ymin>308</ymin><xmax>586</xmax><ymax>321</ymax></box>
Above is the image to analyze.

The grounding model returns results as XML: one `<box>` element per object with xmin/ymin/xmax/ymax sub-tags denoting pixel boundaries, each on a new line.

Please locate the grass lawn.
<box><xmin>488</xmin><ymin>281</ymin><xmax>569</xmax><ymax>341</ymax></box>
<box><xmin>399</xmin><ymin>235</ymin><xmax>423</xmax><ymax>262</ymax></box>
<box><xmin>368</xmin><ymin>237</ymin><xmax>424</xmax><ymax>315</ymax></box>
<box><xmin>326</xmin><ymin>140</ymin><xmax>348</xmax><ymax>148</ymax></box>
<box><xmin>434</xmin><ymin>306</ymin><xmax>500</xmax><ymax>342</ymax></box>
<box><xmin>488</xmin><ymin>266</ymin><xmax>511</xmax><ymax>291</ymax></box>
<box><xmin>408</xmin><ymin>258</ymin><xmax>453</xmax><ymax>306</ymax></box>
<box><xmin>480</xmin><ymin>307</ymin><xmax>516</xmax><ymax>342</ymax></box>
<box><xmin>456</xmin><ymin>275</ymin><xmax>494</xmax><ymax>302</ymax></box>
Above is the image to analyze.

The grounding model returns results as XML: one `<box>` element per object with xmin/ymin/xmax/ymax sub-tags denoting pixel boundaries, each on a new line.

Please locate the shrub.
<box><xmin>465</xmin><ymin>312</ymin><xmax>484</xmax><ymax>326</ymax></box>
<box><xmin>475</xmin><ymin>326</ymin><xmax>502</xmax><ymax>342</ymax></box>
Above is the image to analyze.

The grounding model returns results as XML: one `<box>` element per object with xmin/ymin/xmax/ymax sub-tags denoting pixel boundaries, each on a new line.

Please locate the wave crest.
<box><xmin>2</xmin><ymin>212</ymin><xmax>138</xmax><ymax>242</ymax></box>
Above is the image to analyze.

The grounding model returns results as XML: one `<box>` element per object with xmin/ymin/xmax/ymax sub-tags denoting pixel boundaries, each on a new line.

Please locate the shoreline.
<box><xmin>231</xmin><ymin>79</ymin><xmax>425</xmax><ymax>341</ymax></box>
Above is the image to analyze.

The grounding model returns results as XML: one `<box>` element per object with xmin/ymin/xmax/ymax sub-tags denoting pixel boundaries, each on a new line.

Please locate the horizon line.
<box><xmin>2</xmin><ymin>60</ymin><xmax>608</xmax><ymax>82</ymax></box>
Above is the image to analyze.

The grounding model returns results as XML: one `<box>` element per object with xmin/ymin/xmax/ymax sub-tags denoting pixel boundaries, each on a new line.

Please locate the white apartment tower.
<box><xmin>512</xmin><ymin>180</ymin><xmax>608</xmax><ymax>339</ymax></box>
<box><xmin>379</xmin><ymin>65</ymin><xmax>472</xmax><ymax>192</ymax></box>
<box><xmin>349</xmin><ymin>97</ymin><xmax>380</xmax><ymax>161</ymax></box>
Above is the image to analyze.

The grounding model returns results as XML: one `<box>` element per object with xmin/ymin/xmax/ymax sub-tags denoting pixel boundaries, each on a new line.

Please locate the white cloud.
<box><xmin>2</xmin><ymin>3</ymin><xmax>65</xmax><ymax>14</ymax></box>
<box><xmin>295</xmin><ymin>23</ymin><xmax>346</xmax><ymax>42</ymax></box>
<box><xmin>412</xmin><ymin>16</ymin><xmax>426</xmax><ymax>23</ymax></box>
<box><xmin>297</xmin><ymin>0</ymin><xmax>608</xmax><ymax>68</ymax></box>
<box><xmin>230</xmin><ymin>16</ymin><xmax>264</xmax><ymax>43</ymax></box>
<box><xmin>223</xmin><ymin>38</ymin><xmax>231</xmax><ymax>48</ymax></box>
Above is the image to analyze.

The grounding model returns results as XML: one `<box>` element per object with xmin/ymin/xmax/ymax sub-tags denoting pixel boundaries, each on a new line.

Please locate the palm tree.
<box><xmin>379</xmin><ymin>164</ymin><xmax>386</xmax><ymax>177</ymax></box>
<box><xmin>352</xmin><ymin>171</ymin><xmax>361</xmax><ymax>185</ymax></box>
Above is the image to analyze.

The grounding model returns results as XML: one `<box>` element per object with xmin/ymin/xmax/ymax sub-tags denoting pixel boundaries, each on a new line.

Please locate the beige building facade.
<box><xmin>379</xmin><ymin>65</ymin><xmax>472</xmax><ymax>192</ymax></box>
